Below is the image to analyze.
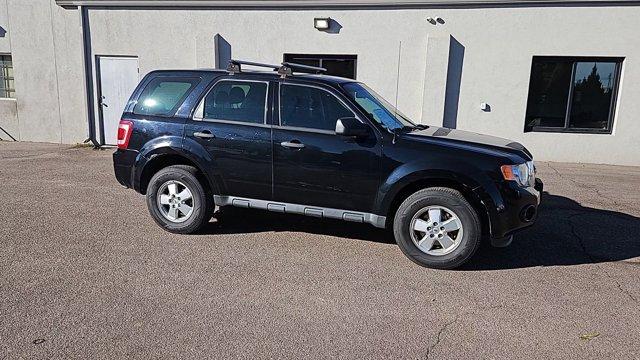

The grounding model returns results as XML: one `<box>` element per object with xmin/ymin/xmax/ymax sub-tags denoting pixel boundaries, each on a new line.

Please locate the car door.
<box><xmin>185</xmin><ymin>78</ymin><xmax>272</xmax><ymax>199</ymax></box>
<box><xmin>272</xmin><ymin>81</ymin><xmax>382</xmax><ymax>212</ymax></box>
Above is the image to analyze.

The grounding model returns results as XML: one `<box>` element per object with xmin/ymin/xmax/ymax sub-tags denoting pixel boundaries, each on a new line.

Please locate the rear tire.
<box><xmin>146</xmin><ymin>165</ymin><xmax>212</xmax><ymax>234</ymax></box>
<box><xmin>393</xmin><ymin>187</ymin><xmax>481</xmax><ymax>269</ymax></box>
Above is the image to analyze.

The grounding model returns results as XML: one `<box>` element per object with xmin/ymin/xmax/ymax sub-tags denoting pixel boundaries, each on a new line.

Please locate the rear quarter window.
<box><xmin>133</xmin><ymin>77</ymin><xmax>200</xmax><ymax>116</ymax></box>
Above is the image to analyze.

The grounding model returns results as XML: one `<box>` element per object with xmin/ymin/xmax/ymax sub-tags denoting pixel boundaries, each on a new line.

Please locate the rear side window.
<box><xmin>134</xmin><ymin>77</ymin><xmax>199</xmax><ymax>116</ymax></box>
<box><xmin>279</xmin><ymin>84</ymin><xmax>353</xmax><ymax>131</ymax></box>
<box><xmin>203</xmin><ymin>80</ymin><xmax>268</xmax><ymax>124</ymax></box>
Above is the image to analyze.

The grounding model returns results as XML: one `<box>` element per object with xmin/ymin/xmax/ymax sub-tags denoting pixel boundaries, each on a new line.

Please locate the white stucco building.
<box><xmin>0</xmin><ymin>0</ymin><xmax>638</xmax><ymax>165</ymax></box>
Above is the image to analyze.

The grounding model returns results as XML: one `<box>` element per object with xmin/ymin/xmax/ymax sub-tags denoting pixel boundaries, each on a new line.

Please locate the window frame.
<box><xmin>283</xmin><ymin>53</ymin><xmax>358</xmax><ymax>79</ymax></box>
<box><xmin>525</xmin><ymin>56</ymin><xmax>623</xmax><ymax>135</ymax></box>
<box><xmin>277</xmin><ymin>82</ymin><xmax>361</xmax><ymax>135</ymax></box>
<box><xmin>132</xmin><ymin>76</ymin><xmax>200</xmax><ymax>117</ymax></box>
<box><xmin>0</xmin><ymin>54</ymin><xmax>15</xmax><ymax>99</ymax></box>
<box><xmin>193</xmin><ymin>78</ymin><xmax>270</xmax><ymax>127</ymax></box>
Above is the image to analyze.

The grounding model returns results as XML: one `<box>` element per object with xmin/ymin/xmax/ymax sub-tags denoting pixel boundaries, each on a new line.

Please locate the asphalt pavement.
<box><xmin>1</xmin><ymin>141</ymin><xmax>639</xmax><ymax>359</ymax></box>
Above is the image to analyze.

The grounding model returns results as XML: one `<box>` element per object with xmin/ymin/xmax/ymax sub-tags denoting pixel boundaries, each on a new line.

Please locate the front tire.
<box><xmin>393</xmin><ymin>187</ymin><xmax>481</xmax><ymax>269</ymax></box>
<box><xmin>146</xmin><ymin>165</ymin><xmax>212</xmax><ymax>234</ymax></box>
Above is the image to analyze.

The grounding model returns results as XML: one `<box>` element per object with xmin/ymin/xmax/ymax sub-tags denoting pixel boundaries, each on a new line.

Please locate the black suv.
<box><xmin>113</xmin><ymin>60</ymin><xmax>542</xmax><ymax>269</ymax></box>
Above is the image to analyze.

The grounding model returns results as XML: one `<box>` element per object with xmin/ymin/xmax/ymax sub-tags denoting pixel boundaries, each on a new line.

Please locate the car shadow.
<box><xmin>201</xmin><ymin>206</ymin><xmax>396</xmax><ymax>244</ymax></box>
<box><xmin>460</xmin><ymin>192</ymin><xmax>640</xmax><ymax>270</ymax></box>
<box><xmin>200</xmin><ymin>191</ymin><xmax>640</xmax><ymax>270</ymax></box>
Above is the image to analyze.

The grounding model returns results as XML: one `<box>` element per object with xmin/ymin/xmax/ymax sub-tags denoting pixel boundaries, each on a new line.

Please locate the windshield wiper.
<box><xmin>400</xmin><ymin>124</ymin><xmax>428</xmax><ymax>132</ymax></box>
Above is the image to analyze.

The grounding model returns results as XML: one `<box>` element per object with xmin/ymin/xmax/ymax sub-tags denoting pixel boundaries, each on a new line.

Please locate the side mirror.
<box><xmin>335</xmin><ymin>117</ymin><xmax>369</xmax><ymax>138</ymax></box>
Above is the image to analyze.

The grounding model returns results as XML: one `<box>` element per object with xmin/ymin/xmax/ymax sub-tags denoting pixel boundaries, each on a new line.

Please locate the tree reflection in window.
<box><xmin>524</xmin><ymin>57</ymin><xmax>621</xmax><ymax>134</ymax></box>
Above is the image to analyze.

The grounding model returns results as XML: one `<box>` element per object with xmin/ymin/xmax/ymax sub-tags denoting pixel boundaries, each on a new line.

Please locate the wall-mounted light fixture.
<box><xmin>314</xmin><ymin>17</ymin><xmax>331</xmax><ymax>31</ymax></box>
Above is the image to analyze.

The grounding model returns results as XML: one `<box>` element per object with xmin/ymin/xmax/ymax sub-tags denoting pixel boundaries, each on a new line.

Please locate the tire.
<box><xmin>393</xmin><ymin>187</ymin><xmax>481</xmax><ymax>269</ymax></box>
<box><xmin>146</xmin><ymin>165</ymin><xmax>212</xmax><ymax>234</ymax></box>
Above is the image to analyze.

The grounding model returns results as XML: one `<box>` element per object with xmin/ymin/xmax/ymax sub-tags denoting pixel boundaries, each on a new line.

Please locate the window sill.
<box><xmin>525</xmin><ymin>126</ymin><xmax>612</xmax><ymax>135</ymax></box>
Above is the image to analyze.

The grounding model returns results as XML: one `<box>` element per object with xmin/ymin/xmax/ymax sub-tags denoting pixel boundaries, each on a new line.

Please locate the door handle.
<box><xmin>280</xmin><ymin>141</ymin><xmax>305</xmax><ymax>149</ymax></box>
<box><xmin>194</xmin><ymin>131</ymin><xmax>215</xmax><ymax>139</ymax></box>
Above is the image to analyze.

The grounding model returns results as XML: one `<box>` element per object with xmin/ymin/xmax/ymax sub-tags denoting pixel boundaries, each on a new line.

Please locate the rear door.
<box><xmin>185</xmin><ymin>78</ymin><xmax>272</xmax><ymax>199</ymax></box>
<box><xmin>272</xmin><ymin>81</ymin><xmax>381</xmax><ymax>212</ymax></box>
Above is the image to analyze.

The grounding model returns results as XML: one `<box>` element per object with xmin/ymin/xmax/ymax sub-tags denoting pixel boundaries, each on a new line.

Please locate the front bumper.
<box><xmin>488</xmin><ymin>177</ymin><xmax>543</xmax><ymax>240</ymax></box>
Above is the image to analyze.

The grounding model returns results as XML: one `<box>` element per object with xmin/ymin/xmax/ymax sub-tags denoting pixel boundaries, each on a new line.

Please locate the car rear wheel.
<box><xmin>393</xmin><ymin>187</ymin><xmax>481</xmax><ymax>269</ymax></box>
<box><xmin>146</xmin><ymin>165</ymin><xmax>212</xmax><ymax>234</ymax></box>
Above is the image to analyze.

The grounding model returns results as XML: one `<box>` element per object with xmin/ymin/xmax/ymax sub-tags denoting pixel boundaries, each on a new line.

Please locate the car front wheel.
<box><xmin>393</xmin><ymin>187</ymin><xmax>481</xmax><ymax>269</ymax></box>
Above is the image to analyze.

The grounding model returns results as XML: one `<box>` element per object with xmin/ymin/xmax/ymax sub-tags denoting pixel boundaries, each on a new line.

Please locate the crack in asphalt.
<box><xmin>546</xmin><ymin>163</ymin><xmax>637</xmax><ymax>212</ymax></box>
<box><xmin>425</xmin><ymin>314</ymin><xmax>461</xmax><ymax>360</ymax></box>
<box><xmin>566</xmin><ymin>212</ymin><xmax>600</xmax><ymax>263</ymax></box>
<box><xmin>424</xmin><ymin>304</ymin><xmax>505</xmax><ymax>360</ymax></box>
<box><xmin>613</xmin><ymin>278</ymin><xmax>638</xmax><ymax>303</ymax></box>
<box><xmin>565</xmin><ymin>213</ymin><xmax>638</xmax><ymax>303</ymax></box>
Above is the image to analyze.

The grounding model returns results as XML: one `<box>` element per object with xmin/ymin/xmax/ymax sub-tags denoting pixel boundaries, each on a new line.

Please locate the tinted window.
<box><xmin>569</xmin><ymin>62</ymin><xmax>617</xmax><ymax>130</ymax></box>
<box><xmin>280</xmin><ymin>84</ymin><xmax>353</xmax><ymax>131</ymax></box>
<box><xmin>524</xmin><ymin>57</ymin><xmax>621</xmax><ymax>133</ymax></box>
<box><xmin>203</xmin><ymin>81</ymin><xmax>267</xmax><ymax>124</ymax></box>
<box><xmin>134</xmin><ymin>77</ymin><xmax>199</xmax><ymax>116</ymax></box>
<box><xmin>342</xmin><ymin>82</ymin><xmax>414</xmax><ymax>130</ymax></box>
<box><xmin>524</xmin><ymin>61</ymin><xmax>572</xmax><ymax>128</ymax></box>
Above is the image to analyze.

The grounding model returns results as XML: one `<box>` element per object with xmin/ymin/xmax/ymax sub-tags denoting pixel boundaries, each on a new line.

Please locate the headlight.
<box><xmin>501</xmin><ymin>161</ymin><xmax>535</xmax><ymax>187</ymax></box>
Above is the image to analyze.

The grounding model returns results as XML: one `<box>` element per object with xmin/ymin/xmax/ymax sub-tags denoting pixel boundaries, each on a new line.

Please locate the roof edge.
<box><xmin>56</xmin><ymin>0</ymin><xmax>640</xmax><ymax>9</ymax></box>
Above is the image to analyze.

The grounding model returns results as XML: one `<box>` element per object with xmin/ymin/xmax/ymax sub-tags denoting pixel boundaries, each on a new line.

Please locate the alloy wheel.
<box><xmin>409</xmin><ymin>205</ymin><xmax>464</xmax><ymax>256</ymax></box>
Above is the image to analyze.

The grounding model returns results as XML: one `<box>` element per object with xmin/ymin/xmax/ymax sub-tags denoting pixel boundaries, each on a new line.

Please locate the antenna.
<box><xmin>394</xmin><ymin>41</ymin><xmax>402</xmax><ymax>123</ymax></box>
<box><xmin>393</xmin><ymin>41</ymin><xmax>402</xmax><ymax>143</ymax></box>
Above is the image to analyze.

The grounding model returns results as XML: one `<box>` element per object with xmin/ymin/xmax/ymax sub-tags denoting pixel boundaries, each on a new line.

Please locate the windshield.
<box><xmin>342</xmin><ymin>82</ymin><xmax>416</xmax><ymax>130</ymax></box>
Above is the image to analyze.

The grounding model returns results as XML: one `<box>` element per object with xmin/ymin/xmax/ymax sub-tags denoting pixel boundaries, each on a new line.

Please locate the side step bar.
<box><xmin>213</xmin><ymin>195</ymin><xmax>387</xmax><ymax>228</ymax></box>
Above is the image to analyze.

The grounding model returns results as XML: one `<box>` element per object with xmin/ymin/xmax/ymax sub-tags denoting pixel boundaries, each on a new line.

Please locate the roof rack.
<box><xmin>227</xmin><ymin>59</ymin><xmax>327</xmax><ymax>78</ymax></box>
<box><xmin>280</xmin><ymin>62</ymin><xmax>327</xmax><ymax>76</ymax></box>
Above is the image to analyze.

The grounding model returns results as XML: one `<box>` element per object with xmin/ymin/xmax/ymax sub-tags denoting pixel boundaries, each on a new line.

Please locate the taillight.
<box><xmin>117</xmin><ymin>120</ymin><xmax>134</xmax><ymax>149</ymax></box>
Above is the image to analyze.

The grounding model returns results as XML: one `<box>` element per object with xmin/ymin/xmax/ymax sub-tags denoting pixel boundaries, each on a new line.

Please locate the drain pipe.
<box><xmin>79</xmin><ymin>5</ymin><xmax>100</xmax><ymax>148</ymax></box>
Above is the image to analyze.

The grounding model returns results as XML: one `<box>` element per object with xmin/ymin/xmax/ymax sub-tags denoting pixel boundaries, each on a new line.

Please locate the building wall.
<box><xmin>1</xmin><ymin>0</ymin><xmax>86</xmax><ymax>143</ymax></box>
<box><xmin>83</xmin><ymin>6</ymin><xmax>640</xmax><ymax>165</ymax></box>
<box><xmin>0</xmin><ymin>0</ymin><xmax>16</xmax><ymax>141</ymax></box>
<box><xmin>2</xmin><ymin>3</ymin><xmax>639</xmax><ymax>165</ymax></box>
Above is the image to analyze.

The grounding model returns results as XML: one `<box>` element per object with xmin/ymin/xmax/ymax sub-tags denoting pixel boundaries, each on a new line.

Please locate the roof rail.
<box><xmin>227</xmin><ymin>59</ymin><xmax>327</xmax><ymax>77</ymax></box>
<box><xmin>227</xmin><ymin>59</ymin><xmax>280</xmax><ymax>74</ymax></box>
<box><xmin>280</xmin><ymin>62</ymin><xmax>327</xmax><ymax>76</ymax></box>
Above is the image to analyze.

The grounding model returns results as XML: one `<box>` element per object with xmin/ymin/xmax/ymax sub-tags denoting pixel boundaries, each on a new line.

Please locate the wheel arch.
<box><xmin>379</xmin><ymin>173</ymin><xmax>492</xmax><ymax>238</ymax></box>
<box><xmin>135</xmin><ymin>142</ymin><xmax>218</xmax><ymax>196</ymax></box>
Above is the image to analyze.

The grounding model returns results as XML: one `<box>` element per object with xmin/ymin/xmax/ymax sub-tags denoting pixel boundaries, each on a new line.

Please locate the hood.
<box><xmin>403</xmin><ymin>126</ymin><xmax>533</xmax><ymax>160</ymax></box>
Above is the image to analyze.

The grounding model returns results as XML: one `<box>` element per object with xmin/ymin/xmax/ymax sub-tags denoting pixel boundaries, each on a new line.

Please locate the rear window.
<box><xmin>133</xmin><ymin>77</ymin><xmax>199</xmax><ymax>116</ymax></box>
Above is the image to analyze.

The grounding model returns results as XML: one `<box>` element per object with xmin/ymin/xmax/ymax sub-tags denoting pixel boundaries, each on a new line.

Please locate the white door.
<box><xmin>97</xmin><ymin>56</ymin><xmax>139</xmax><ymax>145</ymax></box>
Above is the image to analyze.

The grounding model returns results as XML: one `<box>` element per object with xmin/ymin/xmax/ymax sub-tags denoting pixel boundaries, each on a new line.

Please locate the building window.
<box><xmin>0</xmin><ymin>55</ymin><xmax>15</xmax><ymax>98</ymax></box>
<box><xmin>283</xmin><ymin>54</ymin><xmax>357</xmax><ymax>79</ymax></box>
<box><xmin>524</xmin><ymin>56</ymin><xmax>622</xmax><ymax>134</ymax></box>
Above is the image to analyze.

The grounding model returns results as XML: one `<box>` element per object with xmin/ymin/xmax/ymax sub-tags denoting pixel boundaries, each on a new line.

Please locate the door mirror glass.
<box><xmin>335</xmin><ymin>117</ymin><xmax>369</xmax><ymax>137</ymax></box>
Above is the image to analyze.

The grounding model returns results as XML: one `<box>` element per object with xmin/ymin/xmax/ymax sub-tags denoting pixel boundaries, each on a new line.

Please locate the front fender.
<box><xmin>374</xmin><ymin>158</ymin><xmax>505</xmax><ymax>220</ymax></box>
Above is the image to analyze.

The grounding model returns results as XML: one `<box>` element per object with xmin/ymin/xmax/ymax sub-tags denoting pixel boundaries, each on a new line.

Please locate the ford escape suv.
<box><xmin>113</xmin><ymin>60</ymin><xmax>542</xmax><ymax>269</ymax></box>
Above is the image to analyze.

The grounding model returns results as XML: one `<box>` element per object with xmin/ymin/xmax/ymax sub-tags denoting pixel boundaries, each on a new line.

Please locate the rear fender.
<box><xmin>133</xmin><ymin>135</ymin><xmax>220</xmax><ymax>195</ymax></box>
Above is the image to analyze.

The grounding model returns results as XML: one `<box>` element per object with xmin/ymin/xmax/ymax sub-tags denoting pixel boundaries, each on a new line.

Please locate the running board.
<box><xmin>213</xmin><ymin>195</ymin><xmax>387</xmax><ymax>228</ymax></box>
